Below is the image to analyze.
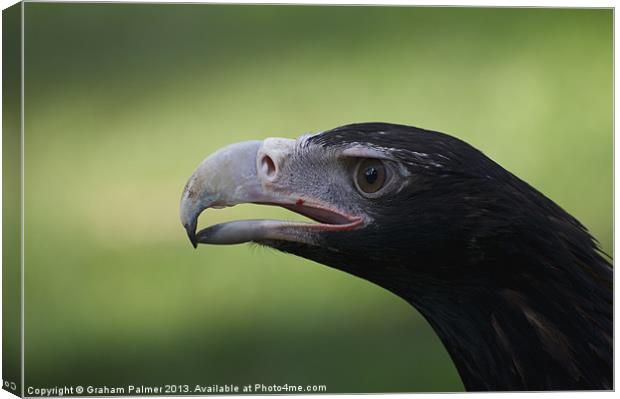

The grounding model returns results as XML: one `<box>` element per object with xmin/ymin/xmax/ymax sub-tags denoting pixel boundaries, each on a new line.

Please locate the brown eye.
<box><xmin>355</xmin><ymin>159</ymin><xmax>387</xmax><ymax>195</ymax></box>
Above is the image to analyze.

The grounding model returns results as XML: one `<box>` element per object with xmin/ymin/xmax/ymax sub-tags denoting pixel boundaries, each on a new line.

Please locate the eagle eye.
<box><xmin>354</xmin><ymin>159</ymin><xmax>387</xmax><ymax>196</ymax></box>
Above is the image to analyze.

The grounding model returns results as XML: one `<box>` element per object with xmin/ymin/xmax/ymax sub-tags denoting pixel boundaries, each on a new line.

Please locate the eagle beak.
<box><xmin>179</xmin><ymin>140</ymin><xmax>267</xmax><ymax>247</ymax></box>
<box><xmin>184</xmin><ymin>220</ymin><xmax>198</xmax><ymax>249</ymax></box>
<box><xmin>180</xmin><ymin>137</ymin><xmax>363</xmax><ymax>247</ymax></box>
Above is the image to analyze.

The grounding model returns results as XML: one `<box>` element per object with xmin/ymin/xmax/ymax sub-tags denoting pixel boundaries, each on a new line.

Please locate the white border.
<box><xmin>0</xmin><ymin>2</ymin><xmax>616</xmax><ymax>399</ymax></box>
<box><xmin>6</xmin><ymin>0</ymin><xmax>619</xmax><ymax>6</ymax></box>
<box><xmin>19</xmin><ymin>1</ymin><xmax>24</xmax><ymax>397</ymax></box>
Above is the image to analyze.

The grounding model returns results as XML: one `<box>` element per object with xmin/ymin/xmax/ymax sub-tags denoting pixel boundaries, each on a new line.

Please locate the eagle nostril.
<box><xmin>260</xmin><ymin>154</ymin><xmax>277</xmax><ymax>179</ymax></box>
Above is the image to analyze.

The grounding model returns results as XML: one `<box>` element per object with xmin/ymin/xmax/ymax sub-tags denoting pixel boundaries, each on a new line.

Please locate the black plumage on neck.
<box><xmin>270</xmin><ymin>123</ymin><xmax>612</xmax><ymax>391</ymax></box>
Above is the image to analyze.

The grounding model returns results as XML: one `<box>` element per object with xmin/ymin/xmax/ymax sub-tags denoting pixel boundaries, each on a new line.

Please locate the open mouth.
<box><xmin>279</xmin><ymin>201</ymin><xmax>363</xmax><ymax>229</ymax></box>
<box><xmin>180</xmin><ymin>139</ymin><xmax>365</xmax><ymax>248</ymax></box>
<box><xmin>193</xmin><ymin>201</ymin><xmax>364</xmax><ymax>246</ymax></box>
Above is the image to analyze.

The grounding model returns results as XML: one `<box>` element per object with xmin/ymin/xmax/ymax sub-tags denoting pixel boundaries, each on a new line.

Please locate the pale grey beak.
<box><xmin>180</xmin><ymin>138</ymin><xmax>308</xmax><ymax>247</ymax></box>
<box><xmin>180</xmin><ymin>137</ymin><xmax>363</xmax><ymax>248</ymax></box>
<box><xmin>180</xmin><ymin>140</ymin><xmax>265</xmax><ymax>247</ymax></box>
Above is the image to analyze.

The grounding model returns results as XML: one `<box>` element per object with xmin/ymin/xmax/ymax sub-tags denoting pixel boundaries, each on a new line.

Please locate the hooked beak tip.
<box><xmin>184</xmin><ymin>224</ymin><xmax>198</xmax><ymax>249</ymax></box>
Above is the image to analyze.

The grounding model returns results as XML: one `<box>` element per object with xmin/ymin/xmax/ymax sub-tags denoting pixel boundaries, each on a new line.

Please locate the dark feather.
<box><xmin>271</xmin><ymin>122</ymin><xmax>612</xmax><ymax>391</ymax></box>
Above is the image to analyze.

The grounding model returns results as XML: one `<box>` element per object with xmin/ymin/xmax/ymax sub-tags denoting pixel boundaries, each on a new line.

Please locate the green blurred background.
<box><xmin>18</xmin><ymin>4</ymin><xmax>611</xmax><ymax>393</ymax></box>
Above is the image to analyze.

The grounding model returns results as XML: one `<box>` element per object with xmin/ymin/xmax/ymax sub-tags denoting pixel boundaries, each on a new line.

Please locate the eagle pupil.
<box><xmin>365</xmin><ymin>167</ymin><xmax>378</xmax><ymax>184</ymax></box>
<box><xmin>355</xmin><ymin>158</ymin><xmax>386</xmax><ymax>196</ymax></box>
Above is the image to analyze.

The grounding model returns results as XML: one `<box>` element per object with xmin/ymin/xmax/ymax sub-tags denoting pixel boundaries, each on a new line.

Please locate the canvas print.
<box><xmin>2</xmin><ymin>2</ymin><xmax>613</xmax><ymax>395</ymax></box>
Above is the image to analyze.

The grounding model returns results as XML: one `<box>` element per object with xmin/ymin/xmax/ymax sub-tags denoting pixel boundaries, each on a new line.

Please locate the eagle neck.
<box><xmin>399</xmin><ymin>259</ymin><xmax>612</xmax><ymax>391</ymax></box>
